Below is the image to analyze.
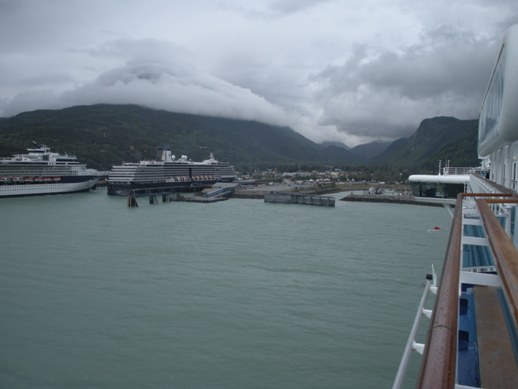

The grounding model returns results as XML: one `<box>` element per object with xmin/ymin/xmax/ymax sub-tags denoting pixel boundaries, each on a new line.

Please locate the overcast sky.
<box><xmin>1</xmin><ymin>0</ymin><xmax>517</xmax><ymax>146</ymax></box>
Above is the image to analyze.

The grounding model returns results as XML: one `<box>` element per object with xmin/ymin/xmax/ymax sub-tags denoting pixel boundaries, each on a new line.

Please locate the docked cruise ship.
<box><xmin>106</xmin><ymin>147</ymin><xmax>236</xmax><ymax>196</ymax></box>
<box><xmin>0</xmin><ymin>142</ymin><xmax>101</xmax><ymax>198</ymax></box>
<box><xmin>394</xmin><ymin>25</ymin><xmax>518</xmax><ymax>388</ymax></box>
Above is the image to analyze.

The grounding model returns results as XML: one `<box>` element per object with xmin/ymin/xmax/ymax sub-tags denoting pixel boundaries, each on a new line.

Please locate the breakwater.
<box><xmin>341</xmin><ymin>194</ymin><xmax>442</xmax><ymax>207</ymax></box>
<box><xmin>264</xmin><ymin>191</ymin><xmax>335</xmax><ymax>207</ymax></box>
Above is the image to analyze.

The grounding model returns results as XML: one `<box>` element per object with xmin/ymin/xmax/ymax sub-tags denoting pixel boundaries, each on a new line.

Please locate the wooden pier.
<box><xmin>264</xmin><ymin>192</ymin><xmax>335</xmax><ymax>207</ymax></box>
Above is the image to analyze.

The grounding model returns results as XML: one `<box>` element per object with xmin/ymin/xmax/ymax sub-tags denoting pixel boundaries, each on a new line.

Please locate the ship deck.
<box><xmin>396</xmin><ymin>175</ymin><xmax>518</xmax><ymax>388</ymax></box>
<box><xmin>474</xmin><ymin>285</ymin><xmax>518</xmax><ymax>388</ymax></box>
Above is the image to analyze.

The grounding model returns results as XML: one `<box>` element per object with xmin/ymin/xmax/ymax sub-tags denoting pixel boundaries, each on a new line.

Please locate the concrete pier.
<box><xmin>264</xmin><ymin>192</ymin><xmax>335</xmax><ymax>207</ymax></box>
<box><xmin>341</xmin><ymin>193</ymin><xmax>442</xmax><ymax>206</ymax></box>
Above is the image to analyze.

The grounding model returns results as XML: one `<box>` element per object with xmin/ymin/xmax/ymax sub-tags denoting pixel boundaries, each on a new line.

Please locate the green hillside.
<box><xmin>371</xmin><ymin>117</ymin><xmax>479</xmax><ymax>172</ymax></box>
<box><xmin>0</xmin><ymin>104</ymin><xmax>361</xmax><ymax>171</ymax></box>
<box><xmin>0</xmin><ymin>105</ymin><xmax>479</xmax><ymax>174</ymax></box>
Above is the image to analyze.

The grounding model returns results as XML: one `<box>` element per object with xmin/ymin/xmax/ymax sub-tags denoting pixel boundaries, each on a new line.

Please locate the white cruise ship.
<box><xmin>107</xmin><ymin>147</ymin><xmax>236</xmax><ymax>196</ymax></box>
<box><xmin>0</xmin><ymin>142</ymin><xmax>101</xmax><ymax>198</ymax></box>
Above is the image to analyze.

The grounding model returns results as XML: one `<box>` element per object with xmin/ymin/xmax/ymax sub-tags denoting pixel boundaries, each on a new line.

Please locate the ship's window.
<box><xmin>479</xmin><ymin>48</ymin><xmax>505</xmax><ymax>150</ymax></box>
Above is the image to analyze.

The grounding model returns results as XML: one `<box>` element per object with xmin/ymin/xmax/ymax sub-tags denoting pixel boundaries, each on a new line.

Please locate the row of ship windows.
<box><xmin>110</xmin><ymin>176</ymin><xmax>215</xmax><ymax>180</ymax></box>
<box><xmin>110</xmin><ymin>171</ymin><xmax>216</xmax><ymax>177</ymax></box>
<box><xmin>480</xmin><ymin>52</ymin><xmax>505</xmax><ymax>141</ymax></box>
<box><xmin>112</xmin><ymin>168</ymin><xmax>219</xmax><ymax>171</ymax></box>
<box><xmin>0</xmin><ymin>184</ymin><xmax>65</xmax><ymax>191</ymax></box>
<box><xmin>0</xmin><ymin>170</ymin><xmax>76</xmax><ymax>175</ymax></box>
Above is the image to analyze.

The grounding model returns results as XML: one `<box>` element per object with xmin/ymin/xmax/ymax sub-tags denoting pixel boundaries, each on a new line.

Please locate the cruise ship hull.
<box><xmin>0</xmin><ymin>176</ymin><xmax>100</xmax><ymax>198</ymax></box>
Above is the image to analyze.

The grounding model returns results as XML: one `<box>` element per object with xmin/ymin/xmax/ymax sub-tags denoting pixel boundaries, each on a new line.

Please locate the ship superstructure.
<box><xmin>107</xmin><ymin>147</ymin><xmax>236</xmax><ymax>196</ymax></box>
<box><xmin>394</xmin><ymin>25</ymin><xmax>518</xmax><ymax>388</ymax></box>
<box><xmin>0</xmin><ymin>142</ymin><xmax>101</xmax><ymax>198</ymax></box>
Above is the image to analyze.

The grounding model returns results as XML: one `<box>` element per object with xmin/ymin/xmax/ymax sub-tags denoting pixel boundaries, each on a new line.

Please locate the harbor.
<box><xmin>122</xmin><ymin>182</ymin><xmax>426</xmax><ymax>208</ymax></box>
<box><xmin>2</xmin><ymin>3</ymin><xmax>518</xmax><ymax>388</ymax></box>
<box><xmin>0</xmin><ymin>188</ymin><xmax>449</xmax><ymax>389</ymax></box>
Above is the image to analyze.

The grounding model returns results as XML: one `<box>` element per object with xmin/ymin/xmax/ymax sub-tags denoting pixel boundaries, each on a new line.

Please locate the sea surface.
<box><xmin>0</xmin><ymin>190</ymin><xmax>450</xmax><ymax>389</ymax></box>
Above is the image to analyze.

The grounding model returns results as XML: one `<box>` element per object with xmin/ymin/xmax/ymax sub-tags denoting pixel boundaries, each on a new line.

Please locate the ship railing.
<box><xmin>414</xmin><ymin>192</ymin><xmax>518</xmax><ymax>388</ymax></box>
<box><xmin>442</xmin><ymin>167</ymin><xmax>474</xmax><ymax>175</ymax></box>
<box><xmin>410</xmin><ymin>194</ymin><xmax>463</xmax><ymax>389</ymax></box>
<box><xmin>392</xmin><ymin>267</ymin><xmax>437</xmax><ymax>389</ymax></box>
<box><xmin>469</xmin><ymin>173</ymin><xmax>513</xmax><ymax>195</ymax></box>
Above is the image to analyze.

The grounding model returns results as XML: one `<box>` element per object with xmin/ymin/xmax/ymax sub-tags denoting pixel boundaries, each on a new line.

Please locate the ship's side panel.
<box><xmin>0</xmin><ymin>177</ymin><xmax>99</xmax><ymax>197</ymax></box>
<box><xmin>479</xmin><ymin>25</ymin><xmax>518</xmax><ymax>157</ymax></box>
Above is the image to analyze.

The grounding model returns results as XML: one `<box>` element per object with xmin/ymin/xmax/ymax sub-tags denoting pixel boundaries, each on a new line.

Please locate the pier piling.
<box><xmin>127</xmin><ymin>192</ymin><xmax>139</xmax><ymax>207</ymax></box>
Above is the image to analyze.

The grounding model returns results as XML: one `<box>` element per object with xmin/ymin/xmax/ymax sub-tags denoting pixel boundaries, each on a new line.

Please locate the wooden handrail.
<box><xmin>476</xmin><ymin>199</ymin><xmax>518</xmax><ymax>330</ymax></box>
<box><xmin>463</xmin><ymin>193</ymin><xmax>514</xmax><ymax>198</ymax></box>
<box><xmin>417</xmin><ymin>194</ymin><xmax>463</xmax><ymax>389</ymax></box>
<box><xmin>418</xmin><ymin>193</ymin><xmax>518</xmax><ymax>388</ymax></box>
<box><xmin>483</xmin><ymin>199</ymin><xmax>518</xmax><ymax>204</ymax></box>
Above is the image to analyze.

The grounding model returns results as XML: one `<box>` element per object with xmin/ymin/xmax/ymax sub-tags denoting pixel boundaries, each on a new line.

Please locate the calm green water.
<box><xmin>0</xmin><ymin>190</ymin><xmax>449</xmax><ymax>388</ymax></box>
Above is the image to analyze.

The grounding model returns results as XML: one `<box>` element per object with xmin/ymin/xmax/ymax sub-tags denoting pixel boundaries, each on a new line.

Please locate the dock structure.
<box><xmin>341</xmin><ymin>193</ymin><xmax>443</xmax><ymax>207</ymax></box>
<box><xmin>203</xmin><ymin>186</ymin><xmax>235</xmax><ymax>198</ymax></box>
<box><xmin>126</xmin><ymin>190</ymin><xmax>229</xmax><ymax>206</ymax></box>
<box><xmin>264</xmin><ymin>191</ymin><xmax>335</xmax><ymax>207</ymax></box>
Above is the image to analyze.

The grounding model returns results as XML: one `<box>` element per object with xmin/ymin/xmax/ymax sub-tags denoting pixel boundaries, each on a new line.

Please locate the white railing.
<box><xmin>392</xmin><ymin>267</ymin><xmax>437</xmax><ymax>389</ymax></box>
<box><xmin>442</xmin><ymin>167</ymin><xmax>472</xmax><ymax>175</ymax></box>
<box><xmin>469</xmin><ymin>174</ymin><xmax>500</xmax><ymax>194</ymax></box>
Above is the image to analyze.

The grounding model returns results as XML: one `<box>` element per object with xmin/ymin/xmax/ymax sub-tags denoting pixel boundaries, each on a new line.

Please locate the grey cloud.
<box><xmin>314</xmin><ymin>26</ymin><xmax>501</xmax><ymax>139</ymax></box>
<box><xmin>1</xmin><ymin>1</ymin><xmax>517</xmax><ymax>146</ymax></box>
<box><xmin>84</xmin><ymin>39</ymin><xmax>194</xmax><ymax>64</ymax></box>
<box><xmin>320</xmin><ymin>27</ymin><xmax>498</xmax><ymax>99</ymax></box>
<box><xmin>268</xmin><ymin>0</ymin><xmax>332</xmax><ymax>15</ymax></box>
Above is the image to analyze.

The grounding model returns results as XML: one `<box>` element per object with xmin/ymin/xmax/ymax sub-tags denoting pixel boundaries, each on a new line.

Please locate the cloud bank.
<box><xmin>1</xmin><ymin>0</ymin><xmax>517</xmax><ymax>146</ymax></box>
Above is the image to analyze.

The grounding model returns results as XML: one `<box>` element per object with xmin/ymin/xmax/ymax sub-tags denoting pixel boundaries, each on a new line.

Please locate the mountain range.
<box><xmin>0</xmin><ymin>104</ymin><xmax>479</xmax><ymax>173</ymax></box>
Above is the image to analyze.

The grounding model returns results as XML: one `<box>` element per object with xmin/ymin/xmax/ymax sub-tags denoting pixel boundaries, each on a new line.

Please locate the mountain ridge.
<box><xmin>371</xmin><ymin>116</ymin><xmax>479</xmax><ymax>172</ymax></box>
<box><xmin>0</xmin><ymin>104</ymin><xmax>479</xmax><ymax>173</ymax></box>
